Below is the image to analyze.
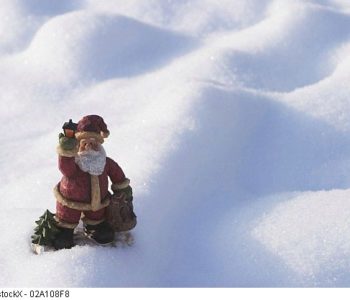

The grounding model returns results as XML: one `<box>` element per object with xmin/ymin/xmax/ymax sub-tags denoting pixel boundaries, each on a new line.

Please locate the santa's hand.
<box><xmin>115</xmin><ymin>186</ymin><xmax>133</xmax><ymax>202</ymax></box>
<box><xmin>58</xmin><ymin>133</ymin><xmax>77</xmax><ymax>151</ymax></box>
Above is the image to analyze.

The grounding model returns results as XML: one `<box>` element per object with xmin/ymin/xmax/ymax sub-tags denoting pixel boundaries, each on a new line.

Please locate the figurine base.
<box><xmin>31</xmin><ymin>229</ymin><xmax>134</xmax><ymax>254</ymax></box>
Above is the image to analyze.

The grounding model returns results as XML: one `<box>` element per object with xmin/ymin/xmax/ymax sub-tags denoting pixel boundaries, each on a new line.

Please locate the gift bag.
<box><xmin>106</xmin><ymin>193</ymin><xmax>137</xmax><ymax>232</ymax></box>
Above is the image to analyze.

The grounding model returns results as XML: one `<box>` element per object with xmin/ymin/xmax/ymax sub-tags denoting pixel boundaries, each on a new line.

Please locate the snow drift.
<box><xmin>1</xmin><ymin>0</ymin><xmax>350</xmax><ymax>287</ymax></box>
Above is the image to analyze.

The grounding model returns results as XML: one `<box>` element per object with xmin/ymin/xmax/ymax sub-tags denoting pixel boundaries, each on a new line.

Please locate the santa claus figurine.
<box><xmin>53</xmin><ymin>115</ymin><xmax>132</xmax><ymax>250</ymax></box>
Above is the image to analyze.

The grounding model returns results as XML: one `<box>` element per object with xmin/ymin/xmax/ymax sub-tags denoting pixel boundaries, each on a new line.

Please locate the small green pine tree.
<box><xmin>31</xmin><ymin>210</ymin><xmax>60</xmax><ymax>246</ymax></box>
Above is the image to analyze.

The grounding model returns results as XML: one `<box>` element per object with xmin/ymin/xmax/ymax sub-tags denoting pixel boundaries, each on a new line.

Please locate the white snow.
<box><xmin>252</xmin><ymin>190</ymin><xmax>350</xmax><ymax>285</ymax></box>
<box><xmin>1</xmin><ymin>0</ymin><xmax>350</xmax><ymax>287</ymax></box>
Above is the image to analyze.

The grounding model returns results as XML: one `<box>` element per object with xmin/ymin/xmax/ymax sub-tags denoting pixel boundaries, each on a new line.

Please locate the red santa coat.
<box><xmin>54</xmin><ymin>153</ymin><xmax>130</xmax><ymax>228</ymax></box>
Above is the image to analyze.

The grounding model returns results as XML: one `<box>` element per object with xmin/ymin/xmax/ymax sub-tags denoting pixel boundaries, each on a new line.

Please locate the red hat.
<box><xmin>75</xmin><ymin>115</ymin><xmax>110</xmax><ymax>143</ymax></box>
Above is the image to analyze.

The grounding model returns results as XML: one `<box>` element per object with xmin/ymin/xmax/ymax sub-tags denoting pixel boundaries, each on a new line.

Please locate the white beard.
<box><xmin>75</xmin><ymin>145</ymin><xmax>107</xmax><ymax>176</ymax></box>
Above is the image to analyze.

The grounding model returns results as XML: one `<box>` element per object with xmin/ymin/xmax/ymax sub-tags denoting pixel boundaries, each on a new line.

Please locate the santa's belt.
<box><xmin>53</xmin><ymin>184</ymin><xmax>111</xmax><ymax>212</ymax></box>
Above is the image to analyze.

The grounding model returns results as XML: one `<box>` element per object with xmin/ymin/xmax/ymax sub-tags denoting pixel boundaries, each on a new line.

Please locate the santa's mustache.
<box><xmin>78</xmin><ymin>149</ymin><xmax>101</xmax><ymax>156</ymax></box>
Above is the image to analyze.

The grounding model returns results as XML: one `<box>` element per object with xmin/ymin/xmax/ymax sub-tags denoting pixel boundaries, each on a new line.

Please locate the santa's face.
<box><xmin>79</xmin><ymin>138</ymin><xmax>100</xmax><ymax>152</ymax></box>
<box><xmin>75</xmin><ymin>138</ymin><xmax>106</xmax><ymax>175</ymax></box>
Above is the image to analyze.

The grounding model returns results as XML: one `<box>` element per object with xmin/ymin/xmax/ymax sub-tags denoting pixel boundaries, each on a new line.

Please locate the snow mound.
<box><xmin>252</xmin><ymin>190</ymin><xmax>350</xmax><ymax>286</ymax></box>
<box><xmin>1</xmin><ymin>0</ymin><xmax>350</xmax><ymax>287</ymax></box>
<box><xmin>84</xmin><ymin>0</ymin><xmax>271</xmax><ymax>36</ymax></box>
<box><xmin>24</xmin><ymin>12</ymin><xmax>197</xmax><ymax>82</ymax></box>
<box><xmin>224</xmin><ymin>2</ymin><xmax>350</xmax><ymax>92</ymax></box>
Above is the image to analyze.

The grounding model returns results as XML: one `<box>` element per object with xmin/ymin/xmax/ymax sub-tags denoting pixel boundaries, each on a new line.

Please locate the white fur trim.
<box><xmin>56</xmin><ymin>145</ymin><xmax>77</xmax><ymax>157</ymax></box>
<box><xmin>75</xmin><ymin>131</ymin><xmax>104</xmax><ymax>143</ymax></box>
<box><xmin>101</xmin><ymin>130</ymin><xmax>110</xmax><ymax>138</ymax></box>
<box><xmin>111</xmin><ymin>178</ymin><xmax>130</xmax><ymax>191</ymax></box>
<box><xmin>90</xmin><ymin>175</ymin><xmax>102</xmax><ymax>212</ymax></box>
<box><xmin>54</xmin><ymin>185</ymin><xmax>110</xmax><ymax>211</ymax></box>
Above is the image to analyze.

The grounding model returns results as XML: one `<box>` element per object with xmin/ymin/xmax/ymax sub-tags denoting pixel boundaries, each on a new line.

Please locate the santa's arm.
<box><xmin>106</xmin><ymin>157</ymin><xmax>130</xmax><ymax>191</ymax></box>
<box><xmin>57</xmin><ymin>146</ymin><xmax>78</xmax><ymax>177</ymax></box>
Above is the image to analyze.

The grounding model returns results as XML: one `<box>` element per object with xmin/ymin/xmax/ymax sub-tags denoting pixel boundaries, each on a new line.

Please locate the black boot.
<box><xmin>53</xmin><ymin>227</ymin><xmax>74</xmax><ymax>250</ymax></box>
<box><xmin>84</xmin><ymin>221</ymin><xmax>115</xmax><ymax>245</ymax></box>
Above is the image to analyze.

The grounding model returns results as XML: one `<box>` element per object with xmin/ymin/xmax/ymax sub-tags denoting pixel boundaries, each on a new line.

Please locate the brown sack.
<box><xmin>106</xmin><ymin>193</ymin><xmax>137</xmax><ymax>232</ymax></box>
